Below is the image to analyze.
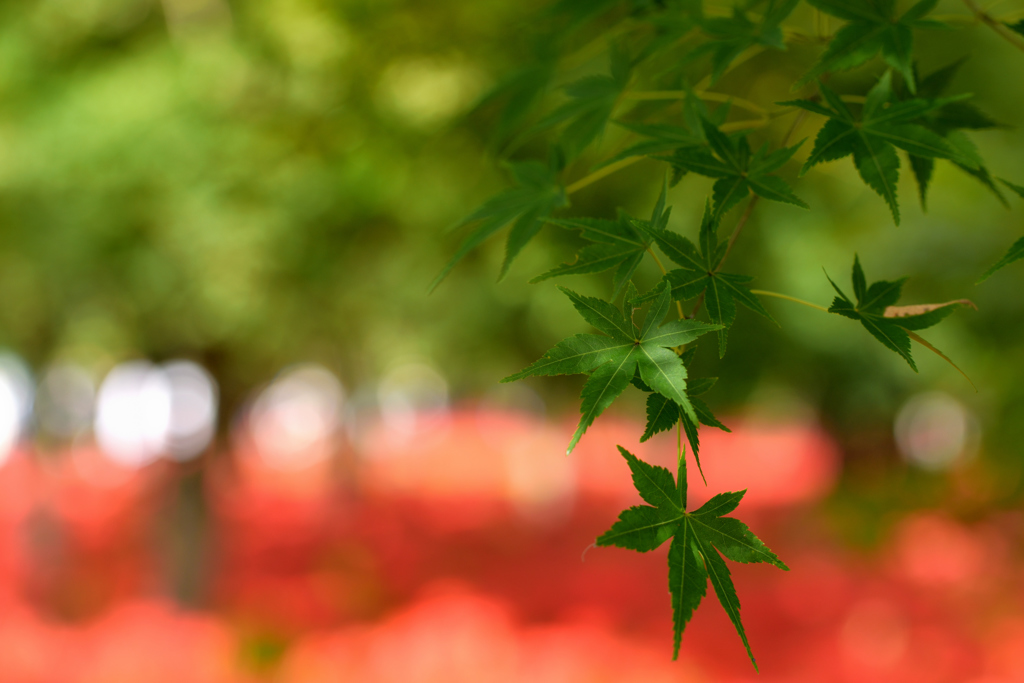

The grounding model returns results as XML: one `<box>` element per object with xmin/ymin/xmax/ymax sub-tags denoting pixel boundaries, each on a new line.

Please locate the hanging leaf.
<box><xmin>597</xmin><ymin>447</ymin><xmax>787</xmax><ymax>666</ymax></box>
<box><xmin>783</xmin><ymin>73</ymin><xmax>974</xmax><ymax>224</ymax></box>
<box><xmin>431</xmin><ymin>160</ymin><xmax>568</xmax><ymax>290</ymax></box>
<box><xmin>503</xmin><ymin>283</ymin><xmax>719</xmax><ymax>453</ymax></box>
<box><xmin>800</xmin><ymin>0</ymin><xmax>943</xmax><ymax>93</ymax></box>
<box><xmin>827</xmin><ymin>255</ymin><xmax>970</xmax><ymax>371</ymax></box>
<box><xmin>660</xmin><ymin>118</ymin><xmax>807</xmax><ymax>219</ymax></box>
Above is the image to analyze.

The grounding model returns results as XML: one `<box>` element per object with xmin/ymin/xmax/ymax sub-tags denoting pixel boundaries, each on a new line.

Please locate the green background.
<box><xmin>0</xmin><ymin>0</ymin><xmax>1021</xmax><ymax>517</ymax></box>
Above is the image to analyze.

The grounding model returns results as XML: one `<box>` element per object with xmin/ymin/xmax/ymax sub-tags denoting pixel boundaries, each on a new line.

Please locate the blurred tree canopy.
<box><xmin>0</xmin><ymin>0</ymin><xmax>1022</xmax><ymax>498</ymax></box>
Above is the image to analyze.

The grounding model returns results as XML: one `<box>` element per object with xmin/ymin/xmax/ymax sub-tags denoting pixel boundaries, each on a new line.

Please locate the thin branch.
<box><xmin>962</xmin><ymin>0</ymin><xmax>1024</xmax><ymax>53</ymax></box>
<box><xmin>622</xmin><ymin>90</ymin><xmax>767</xmax><ymax>116</ymax></box>
<box><xmin>749</xmin><ymin>289</ymin><xmax>829</xmax><ymax>312</ymax></box>
<box><xmin>719</xmin><ymin>119</ymin><xmax>770</xmax><ymax>133</ymax></box>
<box><xmin>721</xmin><ymin>195</ymin><xmax>760</xmax><ymax>268</ymax></box>
<box><xmin>565</xmin><ymin>156</ymin><xmax>643</xmax><ymax>195</ymax></box>
<box><xmin>649</xmin><ymin>247</ymin><xmax>687</xmax><ymax>320</ymax></box>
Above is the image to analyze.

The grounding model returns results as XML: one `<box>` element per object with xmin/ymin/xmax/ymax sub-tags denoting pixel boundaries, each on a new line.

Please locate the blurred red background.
<box><xmin>0</xmin><ymin>401</ymin><xmax>1020</xmax><ymax>683</ymax></box>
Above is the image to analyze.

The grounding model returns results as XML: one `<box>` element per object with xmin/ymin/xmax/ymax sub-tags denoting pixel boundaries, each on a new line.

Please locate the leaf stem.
<box><xmin>749</xmin><ymin>289</ymin><xmax>829</xmax><ymax>312</ymax></box>
<box><xmin>748</xmin><ymin>291</ymin><xmax>979</xmax><ymax>389</ymax></box>
<box><xmin>719</xmin><ymin>119</ymin><xmax>770</xmax><ymax>133</ymax></box>
<box><xmin>677</xmin><ymin>420</ymin><xmax>686</xmax><ymax>504</ymax></box>
<box><xmin>962</xmin><ymin>0</ymin><xmax>1024</xmax><ymax>53</ymax></box>
<box><xmin>648</xmin><ymin>248</ymin><xmax>669</xmax><ymax>276</ymax></box>
<box><xmin>721</xmin><ymin>195</ymin><xmax>760</xmax><ymax>269</ymax></box>
<box><xmin>622</xmin><ymin>90</ymin><xmax>768</xmax><ymax>116</ymax></box>
<box><xmin>566</xmin><ymin>156</ymin><xmax>643</xmax><ymax>195</ymax></box>
<box><xmin>649</xmin><ymin>247</ymin><xmax>687</xmax><ymax>320</ymax></box>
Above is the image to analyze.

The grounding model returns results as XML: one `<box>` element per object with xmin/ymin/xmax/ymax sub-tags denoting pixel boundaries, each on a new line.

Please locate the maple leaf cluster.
<box><xmin>435</xmin><ymin>0</ymin><xmax>1024</xmax><ymax>667</ymax></box>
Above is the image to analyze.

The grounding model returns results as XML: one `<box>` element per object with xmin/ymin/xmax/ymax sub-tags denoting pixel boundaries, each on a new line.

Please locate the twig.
<box><xmin>962</xmin><ymin>0</ymin><xmax>1024</xmax><ymax>53</ymax></box>
<box><xmin>565</xmin><ymin>156</ymin><xmax>643</xmax><ymax>195</ymax></box>
<box><xmin>649</xmin><ymin>247</ymin><xmax>687</xmax><ymax>320</ymax></box>
<box><xmin>622</xmin><ymin>90</ymin><xmax>768</xmax><ymax>117</ymax></box>
<box><xmin>749</xmin><ymin>289</ymin><xmax>829</xmax><ymax>312</ymax></box>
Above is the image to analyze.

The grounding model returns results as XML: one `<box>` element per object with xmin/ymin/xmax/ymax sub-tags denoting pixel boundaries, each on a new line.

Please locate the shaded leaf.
<box><xmin>827</xmin><ymin>255</ymin><xmax>968</xmax><ymax>372</ymax></box>
<box><xmin>432</xmin><ymin>161</ymin><xmax>567</xmax><ymax>290</ymax></box>
<box><xmin>802</xmin><ymin>0</ymin><xmax>942</xmax><ymax>92</ymax></box>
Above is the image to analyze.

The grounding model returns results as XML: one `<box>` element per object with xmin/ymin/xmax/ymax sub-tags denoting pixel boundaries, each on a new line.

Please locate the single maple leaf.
<box><xmin>526</xmin><ymin>47</ymin><xmax>632</xmax><ymax>160</ymax></box>
<box><xmin>601</xmin><ymin>88</ymin><xmax>726</xmax><ymax>171</ymax></box>
<box><xmin>898</xmin><ymin>59</ymin><xmax>1004</xmax><ymax>209</ymax></box>
<box><xmin>431</xmin><ymin>160</ymin><xmax>568</xmax><ymax>290</ymax></box>
<box><xmin>597</xmin><ymin>446</ymin><xmax>787</xmax><ymax>666</ymax></box>
<box><xmin>661</xmin><ymin>118</ymin><xmax>807</xmax><ymax>219</ymax></box>
<box><xmin>638</xmin><ymin>199</ymin><xmax>775</xmax><ymax>357</ymax></box>
<box><xmin>800</xmin><ymin>0</ymin><xmax>943</xmax><ymax>93</ymax></box>
<box><xmin>783</xmin><ymin>73</ymin><xmax>974</xmax><ymax>224</ymax></box>
<box><xmin>533</xmin><ymin>177</ymin><xmax>672</xmax><ymax>296</ymax></box>
<box><xmin>826</xmin><ymin>255</ymin><xmax>971</xmax><ymax>372</ymax></box>
<box><xmin>503</xmin><ymin>282</ymin><xmax>719</xmax><ymax>453</ymax></box>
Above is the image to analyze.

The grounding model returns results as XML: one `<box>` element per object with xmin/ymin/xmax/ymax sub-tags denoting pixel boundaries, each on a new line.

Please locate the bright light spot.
<box><xmin>35</xmin><ymin>363</ymin><xmax>95</xmax><ymax>439</ymax></box>
<box><xmin>0</xmin><ymin>354</ymin><xmax>32</xmax><ymax>465</ymax></box>
<box><xmin>271</xmin><ymin>3</ymin><xmax>350</xmax><ymax>68</ymax></box>
<box><xmin>94</xmin><ymin>361</ymin><xmax>172</xmax><ymax>468</ymax></box>
<box><xmin>894</xmin><ymin>392</ymin><xmax>977</xmax><ymax>471</ymax></box>
<box><xmin>376</xmin><ymin>58</ymin><xmax>486</xmax><ymax>128</ymax></box>
<box><xmin>164</xmin><ymin>361</ymin><xmax>218</xmax><ymax>462</ymax></box>
<box><xmin>377</xmin><ymin>362</ymin><xmax>448</xmax><ymax>441</ymax></box>
<box><xmin>249</xmin><ymin>364</ymin><xmax>344</xmax><ymax>470</ymax></box>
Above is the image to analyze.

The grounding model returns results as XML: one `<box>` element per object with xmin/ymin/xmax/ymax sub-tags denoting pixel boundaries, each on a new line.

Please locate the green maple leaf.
<box><xmin>533</xmin><ymin>177</ymin><xmax>671</xmax><ymax>296</ymax></box>
<box><xmin>534</xmin><ymin>214</ymin><xmax>651</xmax><ymax>295</ymax></box>
<box><xmin>696</xmin><ymin>0</ymin><xmax>799</xmax><ymax>83</ymax></box>
<box><xmin>431</xmin><ymin>160</ymin><xmax>568</xmax><ymax>291</ymax></box>
<box><xmin>899</xmin><ymin>60</ymin><xmax>1004</xmax><ymax>209</ymax></box>
<box><xmin>784</xmin><ymin>73</ymin><xmax>973</xmax><ymax>225</ymax></box>
<box><xmin>979</xmin><ymin>236</ymin><xmax>1024</xmax><ymax>283</ymax></box>
<box><xmin>978</xmin><ymin>180</ymin><xmax>1024</xmax><ymax>282</ymax></box>
<box><xmin>597</xmin><ymin>446</ymin><xmax>787</xmax><ymax>666</ymax></box>
<box><xmin>528</xmin><ymin>48</ymin><xmax>632</xmax><ymax>159</ymax></box>
<box><xmin>638</xmin><ymin>372</ymin><xmax>730</xmax><ymax>484</ymax></box>
<box><xmin>475</xmin><ymin>60</ymin><xmax>556</xmax><ymax>149</ymax></box>
<box><xmin>634</xmin><ymin>2</ymin><xmax>702</xmax><ymax>63</ymax></box>
<box><xmin>826</xmin><ymin>255</ymin><xmax>970</xmax><ymax>371</ymax></box>
<box><xmin>601</xmin><ymin>89</ymin><xmax>727</xmax><ymax>171</ymax></box>
<box><xmin>503</xmin><ymin>283</ymin><xmax>719</xmax><ymax>453</ymax></box>
<box><xmin>800</xmin><ymin>0</ymin><xmax>942</xmax><ymax>93</ymax></box>
<box><xmin>661</xmin><ymin>118</ymin><xmax>807</xmax><ymax>219</ymax></box>
<box><xmin>639</xmin><ymin>200</ymin><xmax>775</xmax><ymax>357</ymax></box>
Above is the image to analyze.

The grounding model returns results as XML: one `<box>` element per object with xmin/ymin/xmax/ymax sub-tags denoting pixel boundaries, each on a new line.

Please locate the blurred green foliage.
<box><xmin>0</xmin><ymin>0</ymin><xmax>1021</xmax><ymax>502</ymax></box>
